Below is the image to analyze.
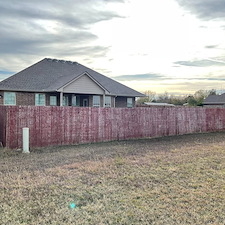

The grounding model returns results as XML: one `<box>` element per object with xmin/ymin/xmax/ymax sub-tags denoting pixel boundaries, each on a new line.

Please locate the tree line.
<box><xmin>137</xmin><ymin>89</ymin><xmax>217</xmax><ymax>106</ymax></box>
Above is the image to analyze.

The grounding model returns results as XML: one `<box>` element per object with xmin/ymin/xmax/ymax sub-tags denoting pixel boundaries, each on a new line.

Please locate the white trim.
<box><xmin>103</xmin><ymin>94</ymin><xmax>105</xmax><ymax>108</ymax></box>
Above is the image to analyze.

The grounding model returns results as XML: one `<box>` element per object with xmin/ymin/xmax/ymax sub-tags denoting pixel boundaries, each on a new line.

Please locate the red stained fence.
<box><xmin>0</xmin><ymin>105</ymin><xmax>225</xmax><ymax>149</ymax></box>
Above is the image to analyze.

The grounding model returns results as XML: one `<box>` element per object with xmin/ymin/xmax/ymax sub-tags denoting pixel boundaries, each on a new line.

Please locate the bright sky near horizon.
<box><xmin>1</xmin><ymin>0</ymin><xmax>225</xmax><ymax>95</ymax></box>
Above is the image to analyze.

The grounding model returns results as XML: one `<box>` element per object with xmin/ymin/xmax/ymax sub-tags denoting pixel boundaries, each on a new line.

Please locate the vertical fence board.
<box><xmin>1</xmin><ymin>105</ymin><xmax>225</xmax><ymax>149</ymax></box>
<box><xmin>0</xmin><ymin>106</ymin><xmax>7</xmax><ymax>146</ymax></box>
<box><xmin>7</xmin><ymin>106</ymin><xmax>19</xmax><ymax>149</ymax></box>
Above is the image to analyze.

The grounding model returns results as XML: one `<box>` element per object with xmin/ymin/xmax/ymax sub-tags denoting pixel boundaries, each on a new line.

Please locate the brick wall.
<box><xmin>16</xmin><ymin>92</ymin><xmax>35</xmax><ymax>105</ymax></box>
<box><xmin>0</xmin><ymin>91</ymin><xmax>3</xmax><ymax>105</ymax></box>
<box><xmin>0</xmin><ymin>91</ymin><xmax>36</xmax><ymax>106</ymax></box>
<box><xmin>115</xmin><ymin>96</ymin><xmax>135</xmax><ymax>107</ymax></box>
<box><xmin>0</xmin><ymin>91</ymin><xmax>131</xmax><ymax>107</ymax></box>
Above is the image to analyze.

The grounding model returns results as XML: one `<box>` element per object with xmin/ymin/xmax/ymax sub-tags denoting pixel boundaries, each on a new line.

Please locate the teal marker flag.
<box><xmin>70</xmin><ymin>203</ymin><xmax>76</xmax><ymax>209</ymax></box>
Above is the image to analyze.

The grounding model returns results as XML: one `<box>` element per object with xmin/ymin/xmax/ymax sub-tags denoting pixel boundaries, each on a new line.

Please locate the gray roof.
<box><xmin>0</xmin><ymin>58</ymin><xmax>144</xmax><ymax>97</ymax></box>
<box><xmin>203</xmin><ymin>93</ymin><xmax>225</xmax><ymax>104</ymax></box>
<box><xmin>144</xmin><ymin>102</ymin><xmax>175</xmax><ymax>107</ymax></box>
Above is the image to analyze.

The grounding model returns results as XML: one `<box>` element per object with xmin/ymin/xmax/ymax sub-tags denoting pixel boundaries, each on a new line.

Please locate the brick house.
<box><xmin>0</xmin><ymin>58</ymin><xmax>144</xmax><ymax>107</ymax></box>
<box><xmin>203</xmin><ymin>93</ymin><xmax>225</xmax><ymax>108</ymax></box>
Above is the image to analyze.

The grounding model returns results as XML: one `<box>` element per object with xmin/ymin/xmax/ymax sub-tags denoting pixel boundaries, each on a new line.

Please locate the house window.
<box><xmin>105</xmin><ymin>96</ymin><xmax>111</xmax><ymax>107</ymax></box>
<box><xmin>50</xmin><ymin>96</ymin><xmax>57</xmax><ymax>106</ymax></box>
<box><xmin>4</xmin><ymin>92</ymin><xmax>16</xmax><ymax>105</ymax></box>
<box><xmin>72</xmin><ymin>95</ymin><xmax>76</xmax><ymax>106</ymax></box>
<box><xmin>63</xmin><ymin>96</ymin><xmax>69</xmax><ymax>106</ymax></box>
<box><xmin>127</xmin><ymin>98</ymin><xmax>133</xmax><ymax>108</ymax></box>
<box><xmin>93</xmin><ymin>95</ymin><xmax>100</xmax><ymax>107</ymax></box>
<box><xmin>72</xmin><ymin>95</ymin><xmax>80</xmax><ymax>106</ymax></box>
<box><xmin>35</xmin><ymin>93</ymin><xmax>46</xmax><ymax>106</ymax></box>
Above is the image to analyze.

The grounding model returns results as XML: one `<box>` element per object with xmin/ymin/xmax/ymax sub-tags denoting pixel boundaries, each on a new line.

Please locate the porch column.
<box><xmin>103</xmin><ymin>94</ymin><xmax>105</xmax><ymax>108</ymax></box>
<box><xmin>60</xmin><ymin>92</ymin><xmax>63</xmax><ymax>106</ymax></box>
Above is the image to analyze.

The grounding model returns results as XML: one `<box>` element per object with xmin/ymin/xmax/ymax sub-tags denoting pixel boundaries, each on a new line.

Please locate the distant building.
<box><xmin>144</xmin><ymin>102</ymin><xmax>175</xmax><ymax>107</ymax></box>
<box><xmin>203</xmin><ymin>93</ymin><xmax>225</xmax><ymax>108</ymax></box>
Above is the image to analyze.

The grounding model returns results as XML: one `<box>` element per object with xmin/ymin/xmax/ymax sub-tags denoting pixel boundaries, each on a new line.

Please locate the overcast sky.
<box><xmin>1</xmin><ymin>0</ymin><xmax>225</xmax><ymax>95</ymax></box>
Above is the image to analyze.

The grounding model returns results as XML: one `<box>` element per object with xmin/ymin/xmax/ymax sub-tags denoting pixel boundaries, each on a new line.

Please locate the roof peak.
<box><xmin>44</xmin><ymin>58</ymin><xmax>78</xmax><ymax>65</ymax></box>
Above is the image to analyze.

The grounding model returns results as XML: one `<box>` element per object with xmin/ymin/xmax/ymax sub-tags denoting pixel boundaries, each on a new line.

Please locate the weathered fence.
<box><xmin>0</xmin><ymin>105</ymin><xmax>225</xmax><ymax>149</ymax></box>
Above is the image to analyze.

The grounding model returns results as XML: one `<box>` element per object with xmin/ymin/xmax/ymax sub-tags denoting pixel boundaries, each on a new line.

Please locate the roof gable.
<box><xmin>0</xmin><ymin>58</ymin><xmax>144</xmax><ymax>97</ymax></box>
<box><xmin>203</xmin><ymin>93</ymin><xmax>225</xmax><ymax>104</ymax></box>
<box><xmin>59</xmin><ymin>73</ymin><xmax>106</xmax><ymax>95</ymax></box>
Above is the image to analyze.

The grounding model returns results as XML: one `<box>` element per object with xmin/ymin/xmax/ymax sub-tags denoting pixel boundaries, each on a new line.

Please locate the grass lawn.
<box><xmin>1</xmin><ymin>132</ymin><xmax>225</xmax><ymax>224</ymax></box>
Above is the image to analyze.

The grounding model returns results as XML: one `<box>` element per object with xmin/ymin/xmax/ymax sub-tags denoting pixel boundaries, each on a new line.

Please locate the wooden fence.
<box><xmin>0</xmin><ymin>105</ymin><xmax>225</xmax><ymax>149</ymax></box>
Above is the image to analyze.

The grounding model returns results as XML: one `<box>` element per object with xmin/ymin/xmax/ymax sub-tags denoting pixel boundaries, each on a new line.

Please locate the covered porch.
<box><xmin>58</xmin><ymin>93</ymin><xmax>115</xmax><ymax>107</ymax></box>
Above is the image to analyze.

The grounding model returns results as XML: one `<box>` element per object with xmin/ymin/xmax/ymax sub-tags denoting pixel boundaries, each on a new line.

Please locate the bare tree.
<box><xmin>144</xmin><ymin>90</ymin><xmax>156</xmax><ymax>102</ymax></box>
<box><xmin>136</xmin><ymin>90</ymin><xmax>156</xmax><ymax>104</ymax></box>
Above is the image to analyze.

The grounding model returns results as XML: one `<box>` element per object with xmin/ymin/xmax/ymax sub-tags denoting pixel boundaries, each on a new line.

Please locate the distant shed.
<box><xmin>143</xmin><ymin>102</ymin><xmax>175</xmax><ymax>107</ymax></box>
<box><xmin>203</xmin><ymin>93</ymin><xmax>225</xmax><ymax>108</ymax></box>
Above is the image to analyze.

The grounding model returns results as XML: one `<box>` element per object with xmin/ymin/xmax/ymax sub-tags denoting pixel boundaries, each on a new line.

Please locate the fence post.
<box><xmin>22</xmin><ymin>127</ymin><xmax>30</xmax><ymax>153</ymax></box>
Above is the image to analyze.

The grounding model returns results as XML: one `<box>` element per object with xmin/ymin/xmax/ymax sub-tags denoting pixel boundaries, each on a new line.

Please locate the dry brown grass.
<box><xmin>1</xmin><ymin>132</ymin><xmax>225</xmax><ymax>224</ymax></box>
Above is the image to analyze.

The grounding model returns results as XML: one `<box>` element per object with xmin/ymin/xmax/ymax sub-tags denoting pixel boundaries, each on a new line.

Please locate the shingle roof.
<box><xmin>0</xmin><ymin>58</ymin><xmax>144</xmax><ymax>97</ymax></box>
<box><xmin>203</xmin><ymin>93</ymin><xmax>225</xmax><ymax>104</ymax></box>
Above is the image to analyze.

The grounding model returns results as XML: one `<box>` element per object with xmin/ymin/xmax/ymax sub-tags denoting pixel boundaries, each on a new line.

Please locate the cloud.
<box><xmin>176</xmin><ymin>0</ymin><xmax>225</xmax><ymax>20</ymax></box>
<box><xmin>0</xmin><ymin>0</ymin><xmax>124</xmax><ymax>70</ymax></box>
<box><xmin>174</xmin><ymin>59</ymin><xmax>225</xmax><ymax>67</ymax></box>
<box><xmin>0</xmin><ymin>1</ymin><xmax>124</xmax><ymax>28</ymax></box>
<box><xmin>113</xmin><ymin>72</ymin><xmax>225</xmax><ymax>83</ymax></box>
<box><xmin>147</xmin><ymin>77</ymin><xmax>225</xmax><ymax>94</ymax></box>
<box><xmin>189</xmin><ymin>77</ymin><xmax>225</xmax><ymax>81</ymax></box>
<box><xmin>112</xmin><ymin>73</ymin><xmax>166</xmax><ymax>81</ymax></box>
<box><xmin>205</xmin><ymin>45</ymin><xmax>218</xmax><ymax>49</ymax></box>
<box><xmin>0</xmin><ymin>28</ymin><xmax>99</xmax><ymax>55</ymax></box>
<box><xmin>52</xmin><ymin>45</ymin><xmax>110</xmax><ymax>58</ymax></box>
<box><xmin>0</xmin><ymin>71</ymin><xmax>15</xmax><ymax>81</ymax></box>
<box><xmin>0</xmin><ymin>70</ymin><xmax>14</xmax><ymax>75</ymax></box>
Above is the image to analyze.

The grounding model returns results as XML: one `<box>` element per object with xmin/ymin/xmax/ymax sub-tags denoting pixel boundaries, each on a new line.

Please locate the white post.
<box><xmin>103</xmin><ymin>94</ymin><xmax>105</xmax><ymax>108</ymax></box>
<box><xmin>60</xmin><ymin>92</ymin><xmax>63</xmax><ymax>106</ymax></box>
<box><xmin>22</xmin><ymin>127</ymin><xmax>30</xmax><ymax>153</ymax></box>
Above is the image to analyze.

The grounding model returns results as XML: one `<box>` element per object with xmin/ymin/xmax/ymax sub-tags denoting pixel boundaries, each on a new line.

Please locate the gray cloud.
<box><xmin>0</xmin><ymin>27</ymin><xmax>98</xmax><ymax>55</ymax></box>
<box><xmin>205</xmin><ymin>45</ymin><xmax>218</xmax><ymax>49</ymax></box>
<box><xmin>160</xmin><ymin>81</ymin><xmax>225</xmax><ymax>94</ymax></box>
<box><xmin>0</xmin><ymin>71</ymin><xmax>15</xmax><ymax>81</ymax></box>
<box><xmin>0</xmin><ymin>70</ymin><xmax>14</xmax><ymax>75</ymax></box>
<box><xmin>52</xmin><ymin>45</ymin><xmax>110</xmax><ymax>58</ymax></box>
<box><xmin>112</xmin><ymin>73</ymin><xmax>166</xmax><ymax>81</ymax></box>
<box><xmin>176</xmin><ymin>0</ymin><xmax>225</xmax><ymax>20</ymax></box>
<box><xmin>108</xmin><ymin>71</ymin><xmax>225</xmax><ymax>95</ymax></box>
<box><xmin>113</xmin><ymin>72</ymin><xmax>225</xmax><ymax>83</ymax></box>
<box><xmin>0</xmin><ymin>0</ymin><xmax>124</xmax><ymax>28</ymax></box>
<box><xmin>174</xmin><ymin>59</ymin><xmax>225</xmax><ymax>67</ymax></box>
<box><xmin>0</xmin><ymin>0</ymin><xmax>124</xmax><ymax>70</ymax></box>
<box><xmin>188</xmin><ymin>77</ymin><xmax>225</xmax><ymax>81</ymax></box>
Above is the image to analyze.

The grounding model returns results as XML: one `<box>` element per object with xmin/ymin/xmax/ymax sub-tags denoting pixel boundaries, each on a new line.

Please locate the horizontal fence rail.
<box><xmin>0</xmin><ymin>106</ymin><xmax>225</xmax><ymax>149</ymax></box>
